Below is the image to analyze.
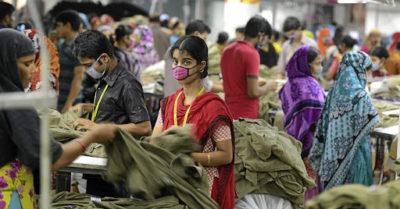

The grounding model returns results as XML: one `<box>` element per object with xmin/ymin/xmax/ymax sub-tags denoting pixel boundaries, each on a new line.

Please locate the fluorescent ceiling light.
<box><xmin>337</xmin><ymin>0</ymin><xmax>367</xmax><ymax>3</ymax></box>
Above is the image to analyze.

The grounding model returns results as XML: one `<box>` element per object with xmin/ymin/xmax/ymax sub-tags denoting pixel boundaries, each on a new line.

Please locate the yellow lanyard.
<box><xmin>91</xmin><ymin>84</ymin><xmax>109</xmax><ymax>122</ymax></box>
<box><xmin>174</xmin><ymin>87</ymin><xmax>205</xmax><ymax>127</ymax></box>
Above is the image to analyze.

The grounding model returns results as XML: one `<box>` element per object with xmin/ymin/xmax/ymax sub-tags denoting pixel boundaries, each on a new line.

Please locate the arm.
<box><xmin>247</xmin><ymin>77</ymin><xmax>277</xmax><ymax>98</ymax></box>
<box><xmin>117</xmin><ymin>121</ymin><xmax>152</xmax><ymax>137</ymax></box>
<box><xmin>190</xmin><ymin>139</ymin><xmax>233</xmax><ymax>166</ymax></box>
<box><xmin>52</xmin><ymin>124</ymin><xmax>116</xmax><ymax>170</ymax></box>
<box><xmin>276</xmin><ymin>44</ymin><xmax>287</xmax><ymax>79</ymax></box>
<box><xmin>326</xmin><ymin>58</ymin><xmax>339</xmax><ymax>81</ymax></box>
<box><xmin>61</xmin><ymin>65</ymin><xmax>86</xmax><ymax>113</ymax></box>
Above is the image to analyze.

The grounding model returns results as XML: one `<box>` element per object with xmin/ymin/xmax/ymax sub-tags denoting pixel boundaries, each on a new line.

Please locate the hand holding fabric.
<box><xmin>73</xmin><ymin>118</ymin><xmax>97</xmax><ymax>131</ymax></box>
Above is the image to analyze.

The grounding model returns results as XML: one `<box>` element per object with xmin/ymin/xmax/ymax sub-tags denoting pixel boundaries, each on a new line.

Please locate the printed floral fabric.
<box><xmin>0</xmin><ymin>159</ymin><xmax>37</xmax><ymax>209</ymax></box>
<box><xmin>308</xmin><ymin>51</ymin><xmax>380</xmax><ymax>191</ymax></box>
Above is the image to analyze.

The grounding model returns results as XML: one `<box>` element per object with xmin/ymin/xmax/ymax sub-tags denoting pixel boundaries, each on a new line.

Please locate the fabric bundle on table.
<box><xmin>305</xmin><ymin>180</ymin><xmax>400</xmax><ymax>209</ymax></box>
<box><xmin>37</xmin><ymin>108</ymin><xmax>107</xmax><ymax>158</ymax></box>
<box><xmin>103</xmin><ymin>127</ymin><xmax>218</xmax><ymax>209</ymax></box>
<box><xmin>51</xmin><ymin>191</ymin><xmax>186</xmax><ymax>209</ymax></box>
<box><xmin>372</xmin><ymin>100</ymin><xmax>400</xmax><ymax>128</ymax></box>
<box><xmin>37</xmin><ymin>108</ymin><xmax>87</xmax><ymax>142</ymax></box>
<box><xmin>234</xmin><ymin>118</ymin><xmax>315</xmax><ymax>209</ymax></box>
<box><xmin>371</xmin><ymin>76</ymin><xmax>400</xmax><ymax>100</ymax></box>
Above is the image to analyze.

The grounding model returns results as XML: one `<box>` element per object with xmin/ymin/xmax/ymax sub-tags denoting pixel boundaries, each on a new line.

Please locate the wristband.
<box><xmin>75</xmin><ymin>140</ymin><xmax>86</xmax><ymax>152</ymax></box>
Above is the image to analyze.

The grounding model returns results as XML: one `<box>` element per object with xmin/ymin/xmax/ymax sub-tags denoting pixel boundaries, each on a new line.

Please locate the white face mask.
<box><xmin>86</xmin><ymin>55</ymin><xmax>107</xmax><ymax>79</ymax></box>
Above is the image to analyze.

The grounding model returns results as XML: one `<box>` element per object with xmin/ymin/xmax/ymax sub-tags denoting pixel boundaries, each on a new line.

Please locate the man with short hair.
<box><xmin>71</xmin><ymin>30</ymin><xmax>151</xmax><ymax>197</ymax></box>
<box><xmin>277</xmin><ymin>16</ymin><xmax>317</xmax><ymax>79</ymax></box>
<box><xmin>221</xmin><ymin>15</ymin><xmax>277</xmax><ymax>120</ymax></box>
<box><xmin>55</xmin><ymin>10</ymin><xmax>86</xmax><ymax>113</ymax></box>
<box><xmin>149</xmin><ymin>13</ymin><xmax>170</xmax><ymax>60</ymax></box>
<box><xmin>0</xmin><ymin>2</ymin><xmax>14</xmax><ymax>29</ymax></box>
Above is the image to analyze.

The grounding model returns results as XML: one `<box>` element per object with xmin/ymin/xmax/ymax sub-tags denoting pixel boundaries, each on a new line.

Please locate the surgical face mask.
<box><xmin>290</xmin><ymin>30</ymin><xmax>300</xmax><ymax>42</ymax></box>
<box><xmin>323</xmin><ymin>39</ymin><xmax>331</xmax><ymax>44</ymax></box>
<box><xmin>172</xmin><ymin>65</ymin><xmax>199</xmax><ymax>80</ymax></box>
<box><xmin>86</xmin><ymin>56</ymin><xmax>107</xmax><ymax>79</ymax></box>
<box><xmin>256</xmin><ymin>35</ymin><xmax>267</xmax><ymax>50</ymax></box>
<box><xmin>316</xmin><ymin>67</ymin><xmax>323</xmax><ymax>76</ymax></box>
<box><xmin>371</xmin><ymin>63</ymin><xmax>379</xmax><ymax>71</ymax></box>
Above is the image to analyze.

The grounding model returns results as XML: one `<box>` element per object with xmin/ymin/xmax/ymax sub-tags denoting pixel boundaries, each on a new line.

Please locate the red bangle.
<box><xmin>75</xmin><ymin>140</ymin><xmax>86</xmax><ymax>151</ymax></box>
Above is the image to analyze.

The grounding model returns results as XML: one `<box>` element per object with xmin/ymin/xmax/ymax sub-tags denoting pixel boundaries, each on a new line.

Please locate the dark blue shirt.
<box><xmin>57</xmin><ymin>38</ymin><xmax>83</xmax><ymax>111</ymax></box>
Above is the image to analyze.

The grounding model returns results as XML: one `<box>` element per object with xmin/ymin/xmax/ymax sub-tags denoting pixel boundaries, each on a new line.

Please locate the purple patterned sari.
<box><xmin>279</xmin><ymin>45</ymin><xmax>326</xmax><ymax>157</ymax></box>
<box><xmin>279</xmin><ymin>45</ymin><xmax>325</xmax><ymax>202</ymax></box>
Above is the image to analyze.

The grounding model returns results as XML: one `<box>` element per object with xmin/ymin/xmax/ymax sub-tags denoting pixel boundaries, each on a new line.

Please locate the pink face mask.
<box><xmin>172</xmin><ymin>65</ymin><xmax>198</xmax><ymax>80</ymax></box>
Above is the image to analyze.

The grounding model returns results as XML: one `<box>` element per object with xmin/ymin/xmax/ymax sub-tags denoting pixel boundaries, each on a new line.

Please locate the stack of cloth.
<box><xmin>306</xmin><ymin>180</ymin><xmax>400</xmax><ymax>209</ymax></box>
<box><xmin>371</xmin><ymin>76</ymin><xmax>400</xmax><ymax>100</ymax></box>
<box><xmin>104</xmin><ymin>127</ymin><xmax>218</xmax><ymax>209</ymax></box>
<box><xmin>234</xmin><ymin>118</ymin><xmax>315</xmax><ymax>209</ymax></box>
<box><xmin>372</xmin><ymin>100</ymin><xmax>400</xmax><ymax>128</ymax></box>
<box><xmin>37</xmin><ymin>108</ymin><xmax>106</xmax><ymax>157</ymax></box>
<box><xmin>258</xmin><ymin>64</ymin><xmax>286</xmax><ymax>130</ymax></box>
<box><xmin>207</xmin><ymin>43</ymin><xmax>222</xmax><ymax>82</ymax></box>
<box><xmin>52</xmin><ymin>191</ymin><xmax>187</xmax><ymax>209</ymax></box>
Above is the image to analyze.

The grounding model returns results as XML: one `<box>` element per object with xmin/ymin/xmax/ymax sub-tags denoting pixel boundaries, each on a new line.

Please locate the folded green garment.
<box><xmin>104</xmin><ymin>127</ymin><xmax>218</xmax><ymax>209</ymax></box>
<box><xmin>234</xmin><ymin>118</ymin><xmax>315</xmax><ymax>209</ymax></box>
<box><xmin>306</xmin><ymin>180</ymin><xmax>400</xmax><ymax>209</ymax></box>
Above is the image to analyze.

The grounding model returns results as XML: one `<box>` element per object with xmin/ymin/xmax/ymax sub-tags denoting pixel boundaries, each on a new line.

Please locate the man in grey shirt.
<box><xmin>277</xmin><ymin>16</ymin><xmax>317</xmax><ymax>79</ymax></box>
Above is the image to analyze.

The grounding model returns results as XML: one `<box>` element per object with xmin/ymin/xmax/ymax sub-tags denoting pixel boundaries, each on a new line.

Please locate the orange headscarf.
<box><xmin>318</xmin><ymin>28</ymin><xmax>333</xmax><ymax>57</ymax></box>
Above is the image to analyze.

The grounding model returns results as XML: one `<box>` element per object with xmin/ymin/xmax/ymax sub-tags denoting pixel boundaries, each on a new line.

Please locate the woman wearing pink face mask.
<box><xmin>152</xmin><ymin>35</ymin><xmax>235</xmax><ymax>209</ymax></box>
<box><xmin>361</xmin><ymin>29</ymin><xmax>381</xmax><ymax>54</ymax></box>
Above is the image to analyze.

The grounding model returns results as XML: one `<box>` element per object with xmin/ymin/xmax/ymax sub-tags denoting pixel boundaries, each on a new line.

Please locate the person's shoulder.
<box><xmin>303</xmin><ymin>36</ymin><xmax>317</xmax><ymax>47</ymax></box>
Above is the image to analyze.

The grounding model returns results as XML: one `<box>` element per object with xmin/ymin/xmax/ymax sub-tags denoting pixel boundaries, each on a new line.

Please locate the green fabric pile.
<box><xmin>372</xmin><ymin>100</ymin><xmax>400</xmax><ymax>128</ymax></box>
<box><xmin>104</xmin><ymin>127</ymin><xmax>218</xmax><ymax>209</ymax></box>
<box><xmin>207</xmin><ymin>43</ymin><xmax>222</xmax><ymax>82</ymax></box>
<box><xmin>234</xmin><ymin>118</ymin><xmax>315</xmax><ymax>209</ymax></box>
<box><xmin>37</xmin><ymin>108</ymin><xmax>107</xmax><ymax>158</ymax></box>
<box><xmin>37</xmin><ymin>108</ymin><xmax>87</xmax><ymax>142</ymax></box>
<box><xmin>305</xmin><ymin>180</ymin><xmax>400</xmax><ymax>209</ymax></box>
<box><xmin>51</xmin><ymin>191</ymin><xmax>186</xmax><ymax>209</ymax></box>
<box><xmin>371</xmin><ymin>76</ymin><xmax>400</xmax><ymax>99</ymax></box>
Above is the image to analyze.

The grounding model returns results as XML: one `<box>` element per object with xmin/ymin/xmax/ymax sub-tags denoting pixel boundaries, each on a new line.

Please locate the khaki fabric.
<box><xmin>37</xmin><ymin>108</ymin><xmax>87</xmax><ymax>142</ymax></box>
<box><xmin>104</xmin><ymin>127</ymin><xmax>218</xmax><ymax>209</ymax></box>
<box><xmin>234</xmin><ymin>118</ymin><xmax>315</xmax><ymax>209</ymax></box>
<box><xmin>208</xmin><ymin>43</ymin><xmax>222</xmax><ymax>82</ymax></box>
<box><xmin>306</xmin><ymin>180</ymin><xmax>400</xmax><ymax>209</ymax></box>
<box><xmin>37</xmin><ymin>108</ymin><xmax>108</xmax><ymax>158</ymax></box>
<box><xmin>51</xmin><ymin>191</ymin><xmax>187</xmax><ymax>209</ymax></box>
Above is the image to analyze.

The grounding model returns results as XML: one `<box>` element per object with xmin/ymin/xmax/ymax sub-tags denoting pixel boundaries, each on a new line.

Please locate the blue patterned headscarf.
<box><xmin>309</xmin><ymin>51</ymin><xmax>379</xmax><ymax>190</ymax></box>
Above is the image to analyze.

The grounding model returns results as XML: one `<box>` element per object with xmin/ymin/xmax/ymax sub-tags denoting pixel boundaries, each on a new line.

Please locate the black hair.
<box><xmin>340</xmin><ymin>35</ymin><xmax>357</xmax><ymax>50</ymax></box>
<box><xmin>236</xmin><ymin>27</ymin><xmax>245</xmax><ymax>34</ymax></box>
<box><xmin>0</xmin><ymin>2</ymin><xmax>14</xmax><ymax>21</ymax></box>
<box><xmin>170</xmin><ymin>35</ymin><xmax>208</xmax><ymax>79</ymax></box>
<box><xmin>149</xmin><ymin>14</ymin><xmax>160</xmax><ymax>23</ymax></box>
<box><xmin>205</xmin><ymin>25</ymin><xmax>211</xmax><ymax>34</ymax></box>
<box><xmin>307</xmin><ymin>46</ymin><xmax>321</xmax><ymax>64</ymax></box>
<box><xmin>217</xmin><ymin>32</ymin><xmax>229</xmax><ymax>44</ymax></box>
<box><xmin>115</xmin><ymin>24</ymin><xmax>133</xmax><ymax>42</ymax></box>
<box><xmin>73</xmin><ymin>30</ymin><xmax>115</xmax><ymax>59</ymax></box>
<box><xmin>333</xmin><ymin>25</ymin><xmax>345</xmax><ymax>46</ymax></box>
<box><xmin>171</xmin><ymin>20</ymin><xmax>180</xmax><ymax>29</ymax></box>
<box><xmin>55</xmin><ymin>10</ymin><xmax>81</xmax><ymax>32</ymax></box>
<box><xmin>244</xmin><ymin>15</ymin><xmax>271</xmax><ymax>38</ymax></box>
<box><xmin>272</xmin><ymin>30</ymin><xmax>280</xmax><ymax>40</ymax></box>
<box><xmin>369</xmin><ymin>46</ymin><xmax>389</xmax><ymax>59</ymax></box>
<box><xmin>185</xmin><ymin>20</ymin><xmax>208</xmax><ymax>36</ymax></box>
<box><xmin>282</xmin><ymin>16</ymin><xmax>301</xmax><ymax>33</ymax></box>
<box><xmin>396</xmin><ymin>41</ymin><xmax>400</xmax><ymax>51</ymax></box>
